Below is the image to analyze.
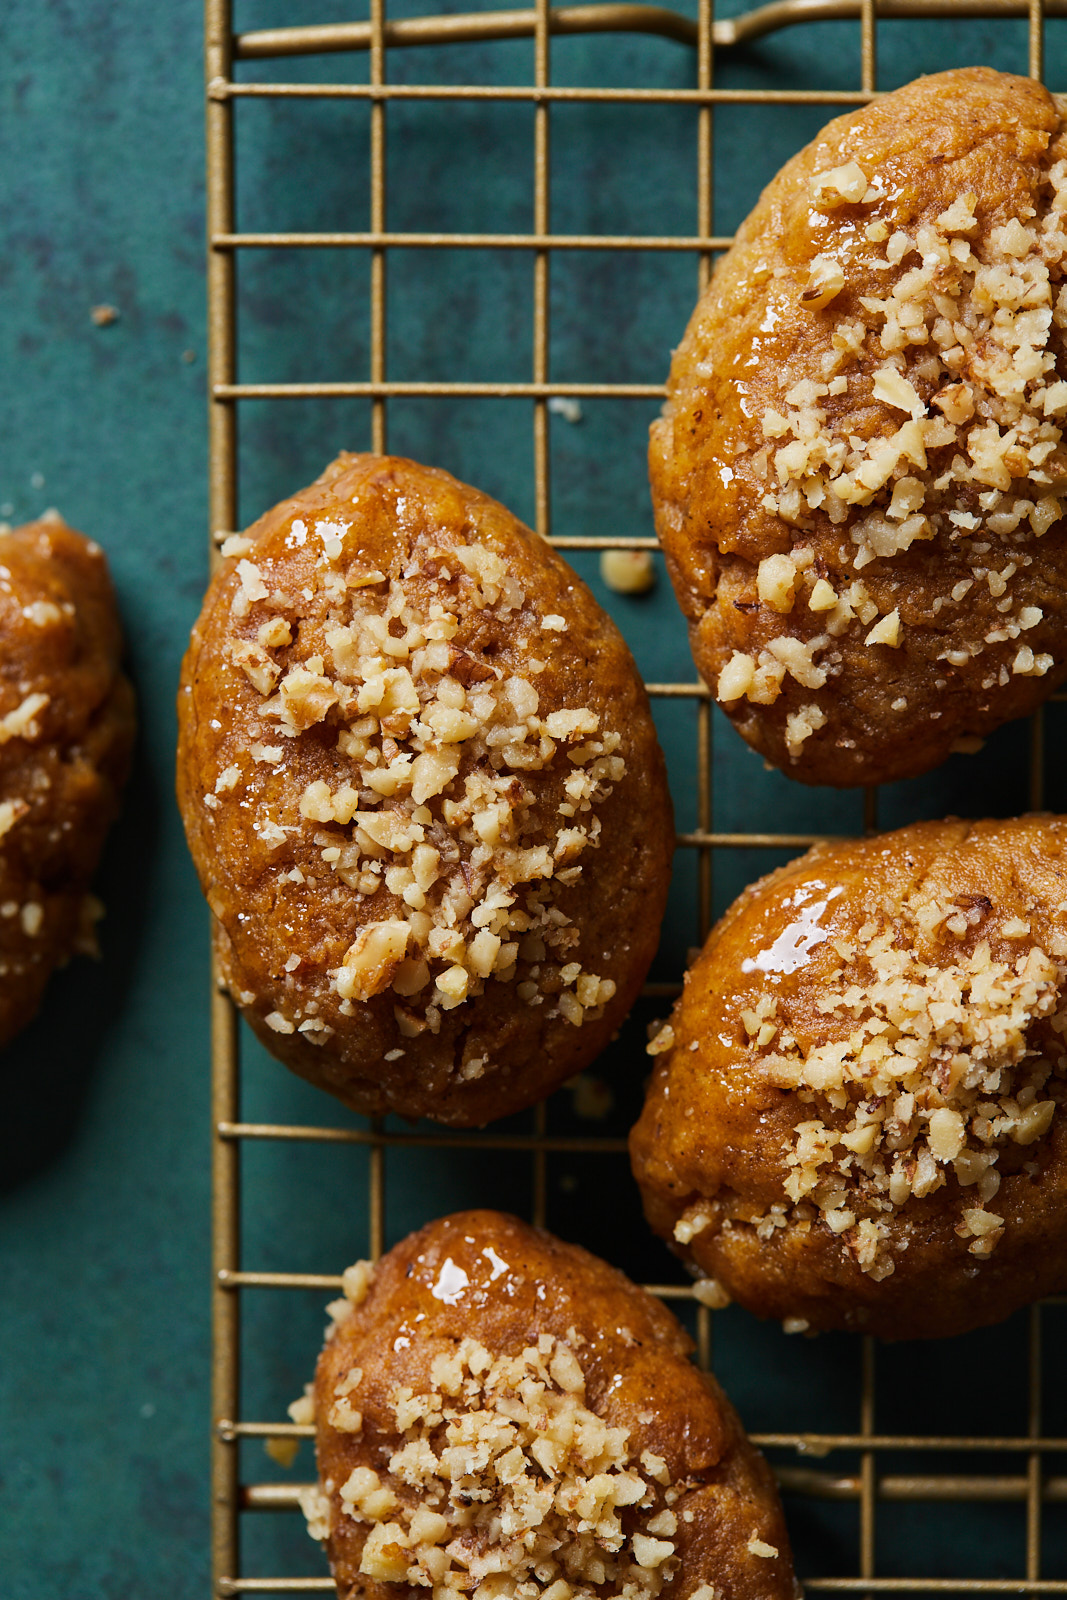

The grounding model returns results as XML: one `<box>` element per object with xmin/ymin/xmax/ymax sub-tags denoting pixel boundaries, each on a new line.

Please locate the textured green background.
<box><xmin>3</xmin><ymin>3</ymin><xmax>1067</xmax><ymax>1595</ymax></box>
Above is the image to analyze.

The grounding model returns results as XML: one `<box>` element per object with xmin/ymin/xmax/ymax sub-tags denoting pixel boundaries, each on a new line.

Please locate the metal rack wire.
<box><xmin>206</xmin><ymin>0</ymin><xmax>1067</xmax><ymax>1593</ymax></box>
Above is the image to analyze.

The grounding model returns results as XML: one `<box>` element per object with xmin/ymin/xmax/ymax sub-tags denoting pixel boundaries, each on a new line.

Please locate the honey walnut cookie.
<box><xmin>177</xmin><ymin>454</ymin><xmax>673</xmax><ymax>1125</ymax></box>
<box><xmin>651</xmin><ymin>68</ymin><xmax>1067</xmax><ymax>786</ymax></box>
<box><xmin>631</xmin><ymin>816</ymin><xmax>1067</xmax><ymax>1340</ymax></box>
<box><xmin>296</xmin><ymin>1211</ymin><xmax>795</xmax><ymax>1600</ymax></box>
<box><xmin>0</xmin><ymin>514</ymin><xmax>134</xmax><ymax>1045</ymax></box>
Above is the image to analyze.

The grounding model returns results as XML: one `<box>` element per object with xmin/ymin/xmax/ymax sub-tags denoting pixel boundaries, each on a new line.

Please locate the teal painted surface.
<box><xmin>2</xmin><ymin>3</ymin><xmax>1067</xmax><ymax>1595</ymax></box>
<box><xmin>1</xmin><ymin>2</ymin><xmax>212</xmax><ymax>1596</ymax></box>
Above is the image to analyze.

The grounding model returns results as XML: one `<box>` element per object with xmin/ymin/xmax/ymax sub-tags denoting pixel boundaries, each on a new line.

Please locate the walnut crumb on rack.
<box><xmin>600</xmin><ymin>550</ymin><xmax>656</xmax><ymax>595</ymax></box>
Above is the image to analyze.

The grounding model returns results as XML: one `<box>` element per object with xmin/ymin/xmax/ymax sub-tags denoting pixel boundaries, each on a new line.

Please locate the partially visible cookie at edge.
<box><xmin>177</xmin><ymin>453</ymin><xmax>674</xmax><ymax>1125</ymax></box>
<box><xmin>297</xmin><ymin>1210</ymin><xmax>796</xmax><ymax>1600</ymax></box>
<box><xmin>651</xmin><ymin>67</ymin><xmax>1067</xmax><ymax>786</ymax></box>
<box><xmin>630</xmin><ymin>815</ymin><xmax>1067</xmax><ymax>1340</ymax></box>
<box><xmin>0</xmin><ymin>513</ymin><xmax>135</xmax><ymax>1045</ymax></box>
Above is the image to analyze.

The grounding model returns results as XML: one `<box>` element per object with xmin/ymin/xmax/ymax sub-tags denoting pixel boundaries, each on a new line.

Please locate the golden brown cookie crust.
<box><xmin>630</xmin><ymin>816</ymin><xmax>1067</xmax><ymax>1340</ymax></box>
<box><xmin>302</xmin><ymin>1211</ymin><xmax>795</xmax><ymax>1600</ymax></box>
<box><xmin>177</xmin><ymin>454</ymin><xmax>673</xmax><ymax>1125</ymax></box>
<box><xmin>0</xmin><ymin>515</ymin><xmax>134</xmax><ymax>1046</ymax></box>
<box><xmin>651</xmin><ymin>68</ymin><xmax>1067</xmax><ymax>786</ymax></box>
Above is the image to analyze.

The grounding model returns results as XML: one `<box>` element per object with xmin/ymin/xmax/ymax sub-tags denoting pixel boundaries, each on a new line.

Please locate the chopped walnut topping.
<box><xmin>299</xmin><ymin>1485</ymin><xmax>332</xmax><ymax>1542</ymax></box>
<box><xmin>757</xmin><ymin>553</ymin><xmax>801</xmax><ymax>612</ymax></box>
<box><xmin>864</xmin><ymin>609</ymin><xmax>902</xmax><ymax>648</ymax></box>
<box><xmin>801</xmin><ymin>254</ymin><xmax>846</xmax><ymax>310</ymax></box>
<box><xmin>220</xmin><ymin>533</ymin><xmax>254</xmax><ymax>559</ymax></box>
<box><xmin>218</xmin><ymin>524</ymin><xmax>628</xmax><ymax>1034</ymax></box>
<box><xmin>808</xmin><ymin>577</ymin><xmax>838</xmax><ymax>611</ymax></box>
<box><xmin>258</xmin><ymin>616</ymin><xmax>293</xmax><ymax>649</ymax></box>
<box><xmin>309</xmin><ymin>1334</ymin><xmax>679</xmax><ymax>1600</ymax></box>
<box><xmin>691</xmin><ymin>1278</ymin><xmax>732</xmax><ymax>1310</ymax></box>
<box><xmin>0</xmin><ymin>798</ymin><xmax>28</xmax><ymax>841</ymax></box>
<box><xmin>600</xmin><ymin>549</ymin><xmax>656</xmax><ymax>594</ymax></box>
<box><xmin>1013</xmin><ymin>644</ymin><xmax>1054</xmax><ymax>676</ymax></box>
<box><xmin>746</xmin><ymin>892</ymin><xmax>1067</xmax><ymax>1276</ymax></box>
<box><xmin>739</xmin><ymin>155</ymin><xmax>1067</xmax><ymax>736</ymax></box>
<box><xmin>717</xmin><ymin>650</ymin><xmax>756</xmax><ymax>704</ymax></box>
<box><xmin>784</xmin><ymin>702</ymin><xmax>827</xmax><ymax>759</ymax></box>
<box><xmin>872</xmin><ymin>365</ymin><xmax>924</xmax><ymax>419</ymax></box>
<box><xmin>647</xmin><ymin>1022</ymin><xmax>675</xmax><ymax>1057</ymax></box>
<box><xmin>288</xmin><ymin>1386</ymin><xmax>316</xmax><ymax>1427</ymax></box>
<box><xmin>215</xmin><ymin>764</ymin><xmax>241</xmax><ymax>794</ymax></box>
<box><xmin>0</xmin><ymin>692</ymin><xmax>49</xmax><ymax>744</ymax></box>
<box><xmin>673</xmin><ymin>1204</ymin><xmax>713</xmax><ymax>1244</ymax></box>
<box><xmin>22</xmin><ymin>600</ymin><xmax>63</xmax><ymax>627</ymax></box>
<box><xmin>337</xmin><ymin>920</ymin><xmax>411</xmax><ymax>1002</ymax></box>
<box><xmin>810</xmin><ymin>162</ymin><xmax>869</xmax><ymax>207</ymax></box>
<box><xmin>342</xmin><ymin>1260</ymin><xmax>375</xmax><ymax>1307</ymax></box>
<box><xmin>233</xmin><ymin>559</ymin><xmax>269</xmax><ymax>618</ymax></box>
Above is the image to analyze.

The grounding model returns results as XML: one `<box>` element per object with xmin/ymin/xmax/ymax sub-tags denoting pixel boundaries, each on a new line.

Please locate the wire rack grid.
<box><xmin>205</xmin><ymin>0</ymin><xmax>1067</xmax><ymax>1594</ymax></box>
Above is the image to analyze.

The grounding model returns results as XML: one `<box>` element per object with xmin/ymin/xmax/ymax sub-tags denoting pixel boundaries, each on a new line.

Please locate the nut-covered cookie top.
<box><xmin>0</xmin><ymin>514</ymin><xmax>134</xmax><ymax>1045</ymax></box>
<box><xmin>652</xmin><ymin>68</ymin><xmax>1067</xmax><ymax>786</ymax></box>
<box><xmin>632</xmin><ymin>816</ymin><xmax>1067</xmax><ymax>1337</ymax></box>
<box><xmin>298</xmin><ymin>1212</ymin><xmax>794</xmax><ymax>1600</ymax></box>
<box><xmin>178</xmin><ymin>455</ymin><xmax>673</xmax><ymax>1124</ymax></box>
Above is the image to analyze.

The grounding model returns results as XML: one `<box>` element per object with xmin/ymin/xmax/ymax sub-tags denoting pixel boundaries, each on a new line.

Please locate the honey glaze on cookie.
<box><xmin>652</xmin><ymin>69</ymin><xmax>1067</xmax><ymax>785</ymax></box>
<box><xmin>631</xmin><ymin>817</ymin><xmax>1067</xmax><ymax>1338</ymax></box>
<box><xmin>295</xmin><ymin>1213</ymin><xmax>795</xmax><ymax>1600</ymax></box>
<box><xmin>311</xmin><ymin>1331</ymin><xmax>684</xmax><ymax>1600</ymax></box>
<box><xmin>178</xmin><ymin>455</ymin><xmax>673</xmax><ymax>1124</ymax></box>
<box><xmin>237</xmin><ymin>522</ymin><xmax>622</xmax><ymax>1025</ymax></box>
<box><xmin>0</xmin><ymin>514</ymin><xmax>134</xmax><ymax>1045</ymax></box>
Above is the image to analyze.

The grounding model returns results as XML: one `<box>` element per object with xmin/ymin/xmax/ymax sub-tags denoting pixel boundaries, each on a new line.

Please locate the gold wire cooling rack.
<box><xmin>206</xmin><ymin>0</ymin><xmax>1067</xmax><ymax>1593</ymax></box>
